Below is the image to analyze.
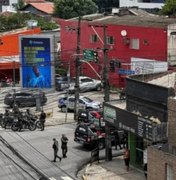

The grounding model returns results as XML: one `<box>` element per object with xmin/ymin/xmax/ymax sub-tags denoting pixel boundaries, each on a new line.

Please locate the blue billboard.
<box><xmin>20</xmin><ymin>35</ymin><xmax>54</xmax><ymax>88</ymax></box>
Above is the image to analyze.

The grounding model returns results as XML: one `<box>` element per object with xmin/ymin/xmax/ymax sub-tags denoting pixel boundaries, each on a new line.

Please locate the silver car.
<box><xmin>58</xmin><ymin>95</ymin><xmax>102</xmax><ymax>112</ymax></box>
<box><xmin>68</xmin><ymin>76</ymin><xmax>102</xmax><ymax>93</ymax></box>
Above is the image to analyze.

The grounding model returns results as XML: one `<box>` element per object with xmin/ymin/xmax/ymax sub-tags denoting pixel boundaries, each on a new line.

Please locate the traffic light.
<box><xmin>115</xmin><ymin>60</ymin><xmax>121</xmax><ymax>68</ymax></box>
<box><xmin>109</xmin><ymin>60</ymin><xmax>115</xmax><ymax>72</ymax></box>
<box><xmin>93</xmin><ymin>51</ymin><xmax>99</xmax><ymax>63</ymax></box>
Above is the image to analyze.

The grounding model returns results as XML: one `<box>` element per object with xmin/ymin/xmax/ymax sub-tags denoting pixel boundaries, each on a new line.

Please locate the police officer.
<box><xmin>61</xmin><ymin>134</ymin><xmax>68</xmax><ymax>158</ymax></box>
<box><xmin>39</xmin><ymin>110</ymin><xmax>46</xmax><ymax>131</ymax></box>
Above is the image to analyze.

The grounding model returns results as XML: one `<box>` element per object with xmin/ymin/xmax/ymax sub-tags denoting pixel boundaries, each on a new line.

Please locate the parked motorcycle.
<box><xmin>1</xmin><ymin>112</ymin><xmax>14</xmax><ymax>129</ymax></box>
<box><xmin>11</xmin><ymin>112</ymin><xmax>36</xmax><ymax>131</ymax></box>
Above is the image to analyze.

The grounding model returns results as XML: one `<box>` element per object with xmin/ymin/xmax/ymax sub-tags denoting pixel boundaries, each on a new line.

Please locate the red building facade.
<box><xmin>59</xmin><ymin>14</ymin><xmax>174</xmax><ymax>88</ymax></box>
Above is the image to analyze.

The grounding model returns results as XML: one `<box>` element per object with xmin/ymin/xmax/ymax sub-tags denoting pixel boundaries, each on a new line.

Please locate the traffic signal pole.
<box><xmin>74</xmin><ymin>16</ymin><xmax>81</xmax><ymax>121</ymax></box>
<box><xmin>103</xmin><ymin>25</ymin><xmax>110</xmax><ymax>102</ymax></box>
<box><xmin>88</xmin><ymin>24</ymin><xmax>111</xmax><ymax>161</ymax></box>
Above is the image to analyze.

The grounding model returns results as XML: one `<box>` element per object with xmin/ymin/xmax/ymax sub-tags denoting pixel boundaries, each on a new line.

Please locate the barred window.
<box><xmin>90</xmin><ymin>34</ymin><xmax>98</xmax><ymax>43</ymax></box>
<box><xmin>107</xmin><ymin>36</ymin><xmax>114</xmax><ymax>45</ymax></box>
<box><xmin>130</xmin><ymin>38</ymin><xmax>139</xmax><ymax>50</ymax></box>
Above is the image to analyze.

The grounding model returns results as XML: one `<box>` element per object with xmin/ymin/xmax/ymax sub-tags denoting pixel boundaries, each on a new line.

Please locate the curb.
<box><xmin>81</xmin><ymin>151</ymin><xmax>124</xmax><ymax>180</ymax></box>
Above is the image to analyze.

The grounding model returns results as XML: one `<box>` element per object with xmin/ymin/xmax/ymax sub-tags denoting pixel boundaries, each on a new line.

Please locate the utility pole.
<box><xmin>13</xmin><ymin>61</ymin><xmax>16</xmax><ymax>87</ymax></box>
<box><xmin>103</xmin><ymin>25</ymin><xmax>110</xmax><ymax>102</ymax></box>
<box><xmin>74</xmin><ymin>16</ymin><xmax>81</xmax><ymax>121</ymax></box>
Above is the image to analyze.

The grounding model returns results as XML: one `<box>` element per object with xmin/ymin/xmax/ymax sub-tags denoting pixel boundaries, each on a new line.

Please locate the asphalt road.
<box><xmin>0</xmin><ymin>124</ymin><xmax>101</xmax><ymax>180</ymax></box>
<box><xmin>0</xmin><ymin>88</ymin><xmax>119</xmax><ymax>180</ymax></box>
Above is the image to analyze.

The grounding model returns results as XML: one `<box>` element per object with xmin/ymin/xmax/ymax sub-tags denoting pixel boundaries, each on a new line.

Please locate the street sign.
<box><xmin>118</xmin><ymin>69</ymin><xmax>135</xmax><ymax>75</ymax></box>
<box><xmin>83</xmin><ymin>49</ymin><xmax>94</xmax><ymax>61</ymax></box>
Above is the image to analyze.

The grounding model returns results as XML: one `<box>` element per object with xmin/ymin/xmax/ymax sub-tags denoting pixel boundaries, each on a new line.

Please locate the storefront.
<box><xmin>103</xmin><ymin>73</ymin><xmax>172</xmax><ymax>168</ymax></box>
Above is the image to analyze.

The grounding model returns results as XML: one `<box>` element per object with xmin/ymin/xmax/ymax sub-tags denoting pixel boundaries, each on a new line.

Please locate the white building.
<box><xmin>1</xmin><ymin>0</ymin><xmax>17</xmax><ymax>12</ymax></box>
<box><xmin>119</xmin><ymin>0</ymin><xmax>164</xmax><ymax>10</ymax></box>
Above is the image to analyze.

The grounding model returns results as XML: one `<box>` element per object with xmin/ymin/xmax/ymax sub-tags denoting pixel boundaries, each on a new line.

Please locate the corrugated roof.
<box><xmin>73</xmin><ymin>8</ymin><xmax>176</xmax><ymax>28</ymax></box>
<box><xmin>147</xmin><ymin>72</ymin><xmax>176</xmax><ymax>88</ymax></box>
<box><xmin>91</xmin><ymin>15</ymin><xmax>176</xmax><ymax>28</ymax></box>
<box><xmin>25</xmin><ymin>0</ymin><xmax>45</xmax><ymax>3</ymax></box>
<box><xmin>29</xmin><ymin>2</ymin><xmax>54</xmax><ymax>14</ymax></box>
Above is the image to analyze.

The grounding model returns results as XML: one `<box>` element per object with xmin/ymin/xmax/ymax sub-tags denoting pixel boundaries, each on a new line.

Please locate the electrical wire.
<box><xmin>0</xmin><ymin>137</ymin><xmax>39</xmax><ymax>180</ymax></box>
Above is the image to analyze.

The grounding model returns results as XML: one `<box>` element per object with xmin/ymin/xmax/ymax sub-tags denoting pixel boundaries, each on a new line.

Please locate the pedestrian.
<box><xmin>123</xmin><ymin>147</ymin><xmax>130</xmax><ymax>171</ymax></box>
<box><xmin>113</xmin><ymin>130</ymin><xmax>122</xmax><ymax>150</ymax></box>
<box><xmin>52</xmin><ymin>138</ymin><xmax>62</xmax><ymax>162</ymax></box>
<box><xmin>144</xmin><ymin>163</ymin><xmax>147</xmax><ymax>178</ymax></box>
<box><xmin>61</xmin><ymin>134</ymin><xmax>68</xmax><ymax>158</ymax></box>
<box><xmin>39</xmin><ymin>110</ymin><xmax>46</xmax><ymax>131</ymax></box>
<box><xmin>121</xmin><ymin>132</ymin><xmax>127</xmax><ymax>148</ymax></box>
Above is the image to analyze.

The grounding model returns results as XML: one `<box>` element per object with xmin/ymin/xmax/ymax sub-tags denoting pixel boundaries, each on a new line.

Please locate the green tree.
<box><xmin>0</xmin><ymin>13</ymin><xmax>59</xmax><ymax>32</ymax></box>
<box><xmin>12</xmin><ymin>0</ymin><xmax>26</xmax><ymax>11</ymax></box>
<box><xmin>54</xmin><ymin>0</ymin><xmax>98</xmax><ymax>19</ymax></box>
<box><xmin>160</xmin><ymin>0</ymin><xmax>176</xmax><ymax>16</ymax></box>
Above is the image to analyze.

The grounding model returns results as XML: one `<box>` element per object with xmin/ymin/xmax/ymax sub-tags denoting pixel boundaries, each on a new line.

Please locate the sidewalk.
<box><xmin>82</xmin><ymin>156</ymin><xmax>146</xmax><ymax>180</ymax></box>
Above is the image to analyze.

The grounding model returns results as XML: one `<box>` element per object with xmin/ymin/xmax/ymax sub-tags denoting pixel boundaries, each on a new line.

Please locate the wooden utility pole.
<box><xmin>103</xmin><ymin>25</ymin><xmax>110</xmax><ymax>102</ymax></box>
<box><xmin>74</xmin><ymin>16</ymin><xmax>81</xmax><ymax>121</ymax></box>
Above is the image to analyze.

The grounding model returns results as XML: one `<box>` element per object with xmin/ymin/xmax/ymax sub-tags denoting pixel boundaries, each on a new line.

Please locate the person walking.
<box><xmin>123</xmin><ymin>147</ymin><xmax>130</xmax><ymax>171</ymax></box>
<box><xmin>61</xmin><ymin>134</ymin><xmax>68</xmax><ymax>158</ymax></box>
<box><xmin>52</xmin><ymin>138</ymin><xmax>62</xmax><ymax>162</ymax></box>
<box><xmin>113</xmin><ymin>130</ymin><xmax>122</xmax><ymax>150</ymax></box>
<box><xmin>39</xmin><ymin>110</ymin><xmax>46</xmax><ymax>131</ymax></box>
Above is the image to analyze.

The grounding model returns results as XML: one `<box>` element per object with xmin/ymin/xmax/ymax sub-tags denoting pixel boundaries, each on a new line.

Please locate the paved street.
<box><xmin>0</xmin><ymin>123</ymin><xmax>112</xmax><ymax>180</ymax></box>
<box><xmin>0</xmin><ymin>88</ymin><xmax>120</xmax><ymax>180</ymax></box>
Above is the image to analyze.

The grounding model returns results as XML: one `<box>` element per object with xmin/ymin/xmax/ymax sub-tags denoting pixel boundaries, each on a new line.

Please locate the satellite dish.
<box><xmin>121</xmin><ymin>30</ymin><xmax>127</xmax><ymax>37</ymax></box>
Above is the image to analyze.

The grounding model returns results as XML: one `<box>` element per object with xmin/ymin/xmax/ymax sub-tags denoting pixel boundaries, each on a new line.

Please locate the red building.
<box><xmin>59</xmin><ymin>8</ymin><xmax>176</xmax><ymax>88</ymax></box>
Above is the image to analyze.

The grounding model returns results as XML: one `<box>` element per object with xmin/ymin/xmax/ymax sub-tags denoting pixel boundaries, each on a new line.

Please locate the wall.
<box><xmin>167</xmin><ymin>24</ymin><xmax>176</xmax><ymax>66</ymax></box>
<box><xmin>119</xmin><ymin>0</ymin><xmax>164</xmax><ymax>9</ymax></box>
<box><xmin>168</xmin><ymin>98</ymin><xmax>176</xmax><ymax>147</ymax></box>
<box><xmin>60</xmin><ymin>19</ymin><xmax>167</xmax><ymax>87</ymax></box>
<box><xmin>148</xmin><ymin>146</ymin><xmax>176</xmax><ymax>180</ymax></box>
<box><xmin>0</xmin><ymin>27</ymin><xmax>41</xmax><ymax>56</ymax></box>
<box><xmin>0</xmin><ymin>27</ymin><xmax>41</xmax><ymax>80</ymax></box>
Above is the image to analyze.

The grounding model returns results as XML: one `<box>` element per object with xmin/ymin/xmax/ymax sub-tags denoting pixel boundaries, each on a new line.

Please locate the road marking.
<box><xmin>61</xmin><ymin>176</ymin><xmax>73</xmax><ymax>180</ymax></box>
<box><xmin>49</xmin><ymin>178</ymin><xmax>56</xmax><ymax>180</ymax></box>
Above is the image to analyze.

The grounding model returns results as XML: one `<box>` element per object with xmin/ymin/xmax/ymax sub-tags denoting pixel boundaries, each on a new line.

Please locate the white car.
<box><xmin>68</xmin><ymin>76</ymin><xmax>102</xmax><ymax>93</ymax></box>
<box><xmin>58</xmin><ymin>95</ymin><xmax>102</xmax><ymax>112</ymax></box>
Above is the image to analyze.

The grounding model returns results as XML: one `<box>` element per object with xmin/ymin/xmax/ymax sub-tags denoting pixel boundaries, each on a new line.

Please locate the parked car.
<box><xmin>78</xmin><ymin>109</ymin><xmax>105</xmax><ymax>128</ymax></box>
<box><xmin>74</xmin><ymin>123</ymin><xmax>106</xmax><ymax>149</ymax></box>
<box><xmin>58</xmin><ymin>95</ymin><xmax>102</xmax><ymax>112</ymax></box>
<box><xmin>55</xmin><ymin>76</ymin><xmax>69</xmax><ymax>91</ymax></box>
<box><xmin>4</xmin><ymin>91</ymin><xmax>47</xmax><ymax>108</ymax></box>
<box><xmin>68</xmin><ymin>76</ymin><xmax>102</xmax><ymax>93</ymax></box>
<box><xmin>74</xmin><ymin>124</ymin><xmax>124</xmax><ymax>149</ymax></box>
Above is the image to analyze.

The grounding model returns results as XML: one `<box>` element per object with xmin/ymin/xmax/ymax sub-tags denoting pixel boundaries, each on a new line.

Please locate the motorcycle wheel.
<box><xmin>28</xmin><ymin>122</ymin><xmax>36</xmax><ymax>131</ymax></box>
<box><xmin>11</xmin><ymin>123</ymin><xmax>19</xmax><ymax>131</ymax></box>
<box><xmin>1</xmin><ymin>120</ymin><xmax>6</xmax><ymax>128</ymax></box>
<box><xmin>36</xmin><ymin>121</ymin><xmax>42</xmax><ymax>129</ymax></box>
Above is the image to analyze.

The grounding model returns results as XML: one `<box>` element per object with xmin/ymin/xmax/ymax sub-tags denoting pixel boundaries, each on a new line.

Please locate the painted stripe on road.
<box><xmin>61</xmin><ymin>176</ymin><xmax>74</xmax><ymax>180</ymax></box>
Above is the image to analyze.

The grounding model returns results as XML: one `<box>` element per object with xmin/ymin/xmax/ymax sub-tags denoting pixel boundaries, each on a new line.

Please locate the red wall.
<box><xmin>59</xmin><ymin>20</ymin><xmax>167</xmax><ymax>87</ymax></box>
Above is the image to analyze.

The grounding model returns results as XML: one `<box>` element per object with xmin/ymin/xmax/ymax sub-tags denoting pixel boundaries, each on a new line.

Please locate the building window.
<box><xmin>166</xmin><ymin>163</ymin><xmax>174</xmax><ymax>180</ymax></box>
<box><xmin>90</xmin><ymin>34</ymin><xmax>98</xmax><ymax>43</ymax></box>
<box><xmin>107</xmin><ymin>36</ymin><xmax>114</xmax><ymax>45</ymax></box>
<box><xmin>130</xmin><ymin>38</ymin><xmax>139</xmax><ymax>50</ymax></box>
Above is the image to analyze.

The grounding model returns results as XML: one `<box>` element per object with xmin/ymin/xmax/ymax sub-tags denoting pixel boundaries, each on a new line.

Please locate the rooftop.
<box><xmin>147</xmin><ymin>72</ymin><xmax>176</xmax><ymax>88</ymax></box>
<box><xmin>77</xmin><ymin>8</ymin><xmax>176</xmax><ymax>28</ymax></box>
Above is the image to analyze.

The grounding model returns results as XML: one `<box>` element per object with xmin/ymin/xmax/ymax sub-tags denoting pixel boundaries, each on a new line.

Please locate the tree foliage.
<box><xmin>95</xmin><ymin>0</ymin><xmax>119</xmax><ymax>12</ymax></box>
<box><xmin>54</xmin><ymin>0</ymin><xmax>98</xmax><ymax>19</ymax></box>
<box><xmin>0</xmin><ymin>13</ymin><xmax>58</xmax><ymax>32</ymax></box>
<box><xmin>160</xmin><ymin>0</ymin><xmax>176</xmax><ymax>16</ymax></box>
<box><xmin>12</xmin><ymin>0</ymin><xmax>26</xmax><ymax>11</ymax></box>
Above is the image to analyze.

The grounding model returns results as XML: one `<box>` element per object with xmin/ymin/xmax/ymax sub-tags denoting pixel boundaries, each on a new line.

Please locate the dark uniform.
<box><xmin>52</xmin><ymin>138</ymin><xmax>62</xmax><ymax>162</ymax></box>
<box><xmin>39</xmin><ymin>110</ymin><xmax>46</xmax><ymax>131</ymax></box>
<box><xmin>61</xmin><ymin>134</ymin><xmax>68</xmax><ymax>158</ymax></box>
